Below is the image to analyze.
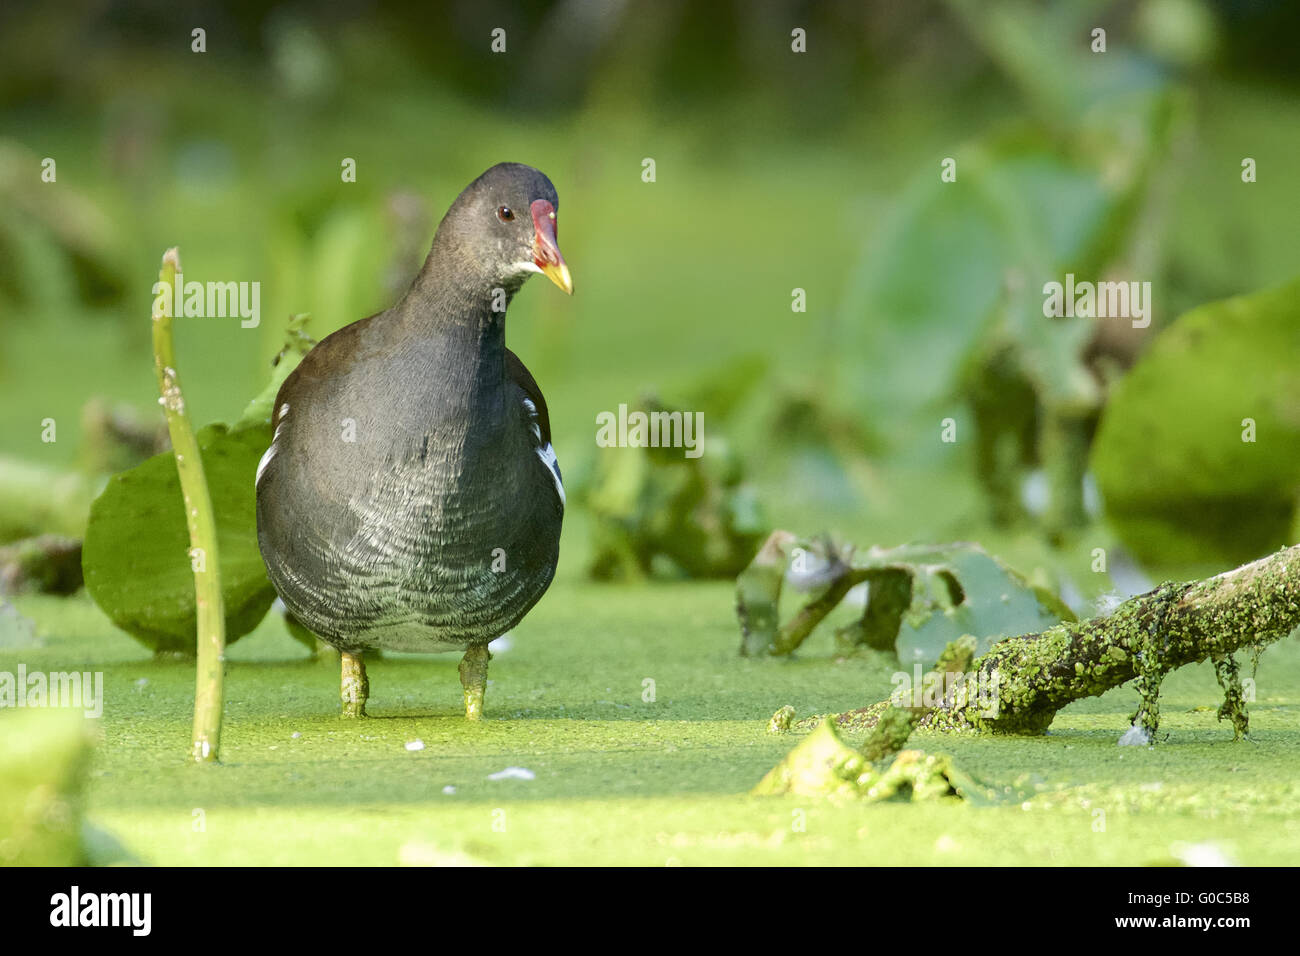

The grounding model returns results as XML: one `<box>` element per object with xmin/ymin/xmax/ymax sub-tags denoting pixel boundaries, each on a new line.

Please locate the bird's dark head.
<box><xmin>436</xmin><ymin>162</ymin><xmax>573</xmax><ymax>297</ymax></box>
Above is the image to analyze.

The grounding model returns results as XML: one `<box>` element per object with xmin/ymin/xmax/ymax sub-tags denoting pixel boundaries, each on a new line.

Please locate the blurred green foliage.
<box><xmin>0</xmin><ymin>709</ymin><xmax>93</xmax><ymax>865</ymax></box>
<box><xmin>580</xmin><ymin>392</ymin><xmax>766</xmax><ymax>580</ymax></box>
<box><xmin>1093</xmin><ymin>277</ymin><xmax>1300</xmax><ymax>572</ymax></box>
<box><xmin>2</xmin><ymin>0</ymin><xmax>1299</xmax><ymax>602</ymax></box>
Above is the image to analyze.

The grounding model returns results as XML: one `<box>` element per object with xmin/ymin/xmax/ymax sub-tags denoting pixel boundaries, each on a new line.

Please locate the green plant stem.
<box><xmin>152</xmin><ymin>248</ymin><xmax>226</xmax><ymax>763</ymax></box>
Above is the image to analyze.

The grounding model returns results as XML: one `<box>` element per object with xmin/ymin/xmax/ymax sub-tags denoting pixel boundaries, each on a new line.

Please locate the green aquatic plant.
<box><xmin>82</xmin><ymin>310</ymin><xmax>315</xmax><ymax>657</ymax></box>
<box><xmin>736</xmin><ymin>531</ymin><xmax>1070</xmax><ymax>665</ymax></box>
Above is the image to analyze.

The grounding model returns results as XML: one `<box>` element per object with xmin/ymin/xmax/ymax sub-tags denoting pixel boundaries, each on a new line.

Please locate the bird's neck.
<box><xmin>389</xmin><ymin>243</ymin><xmax>519</xmax><ymax>412</ymax></box>
<box><xmin>405</xmin><ymin>229</ymin><xmax>527</xmax><ymax>322</ymax></box>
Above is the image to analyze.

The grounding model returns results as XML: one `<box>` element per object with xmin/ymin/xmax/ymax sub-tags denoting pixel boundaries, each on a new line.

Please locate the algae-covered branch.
<box><xmin>742</xmin><ymin>531</ymin><xmax>1300</xmax><ymax>743</ymax></box>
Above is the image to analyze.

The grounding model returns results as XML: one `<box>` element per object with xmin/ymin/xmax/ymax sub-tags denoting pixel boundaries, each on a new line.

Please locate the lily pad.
<box><xmin>81</xmin><ymin>422</ymin><xmax>276</xmax><ymax>653</ymax></box>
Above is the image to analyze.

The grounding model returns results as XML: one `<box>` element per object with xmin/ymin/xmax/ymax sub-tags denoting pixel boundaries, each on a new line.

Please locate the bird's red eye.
<box><xmin>497</xmin><ymin>206</ymin><xmax>514</xmax><ymax>222</ymax></box>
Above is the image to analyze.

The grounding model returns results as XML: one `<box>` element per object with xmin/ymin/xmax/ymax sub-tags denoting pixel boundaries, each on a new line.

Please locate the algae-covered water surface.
<box><xmin>7</xmin><ymin>571</ymin><xmax>1300</xmax><ymax>866</ymax></box>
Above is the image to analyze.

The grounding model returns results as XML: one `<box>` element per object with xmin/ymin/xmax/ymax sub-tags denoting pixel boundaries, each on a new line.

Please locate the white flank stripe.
<box><xmin>255</xmin><ymin>443</ymin><xmax>276</xmax><ymax>487</ymax></box>
<box><xmin>257</xmin><ymin>408</ymin><xmax>288</xmax><ymax>488</ymax></box>
<box><xmin>521</xmin><ymin>398</ymin><xmax>542</xmax><ymax>442</ymax></box>
<box><xmin>537</xmin><ymin>442</ymin><xmax>565</xmax><ymax>506</ymax></box>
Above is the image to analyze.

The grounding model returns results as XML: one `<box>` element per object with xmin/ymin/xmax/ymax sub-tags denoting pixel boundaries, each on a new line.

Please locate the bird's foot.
<box><xmin>340</xmin><ymin>649</ymin><xmax>369</xmax><ymax>718</ymax></box>
<box><xmin>459</xmin><ymin>643</ymin><xmax>492</xmax><ymax>720</ymax></box>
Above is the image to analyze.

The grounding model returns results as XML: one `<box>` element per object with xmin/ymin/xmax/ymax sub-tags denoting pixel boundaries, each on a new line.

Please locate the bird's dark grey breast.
<box><xmin>255</xmin><ymin>320</ymin><xmax>562</xmax><ymax>653</ymax></box>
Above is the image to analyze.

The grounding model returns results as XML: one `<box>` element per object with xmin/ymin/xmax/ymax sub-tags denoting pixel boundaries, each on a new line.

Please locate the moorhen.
<box><xmin>255</xmin><ymin>162</ymin><xmax>572</xmax><ymax>720</ymax></box>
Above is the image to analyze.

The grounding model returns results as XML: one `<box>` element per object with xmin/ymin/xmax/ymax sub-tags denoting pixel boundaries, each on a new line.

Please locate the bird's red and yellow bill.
<box><xmin>530</xmin><ymin>199</ymin><xmax>573</xmax><ymax>295</ymax></box>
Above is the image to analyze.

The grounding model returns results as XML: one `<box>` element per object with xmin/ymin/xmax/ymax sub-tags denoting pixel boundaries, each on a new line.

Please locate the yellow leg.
<box><xmin>459</xmin><ymin>644</ymin><xmax>492</xmax><ymax>720</ymax></box>
<box><xmin>341</xmin><ymin>649</ymin><xmax>368</xmax><ymax>718</ymax></box>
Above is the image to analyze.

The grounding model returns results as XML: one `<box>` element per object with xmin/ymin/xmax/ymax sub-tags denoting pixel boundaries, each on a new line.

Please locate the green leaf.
<box><xmin>81</xmin><ymin>422</ymin><xmax>275</xmax><ymax>653</ymax></box>
<box><xmin>736</xmin><ymin>534</ymin><xmax>1069</xmax><ymax>664</ymax></box>
<box><xmin>839</xmin><ymin>149</ymin><xmax>1116</xmax><ymax>428</ymax></box>
<box><xmin>1091</xmin><ymin>277</ymin><xmax>1300</xmax><ymax>570</ymax></box>
<box><xmin>853</xmin><ymin>543</ymin><xmax>1069</xmax><ymax>667</ymax></box>
<box><xmin>838</xmin><ymin>175</ymin><xmax>1008</xmax><ymax>423</ymax></box>
<box><xmin>839</xmin><ymin>81</ymin><xmax>1178</xmax><ymax>436</ymax></box>
<box><xmin>80</xmin><ymin>314</ymin><xmax>314</xmax><ymax>654</ymax></box>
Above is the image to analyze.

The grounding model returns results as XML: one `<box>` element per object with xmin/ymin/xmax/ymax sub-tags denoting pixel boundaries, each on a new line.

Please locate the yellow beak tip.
<box><xmin>543</xmin><ymin>263</ymin><xmax>574</xmax><ymax>296</ymax></box>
